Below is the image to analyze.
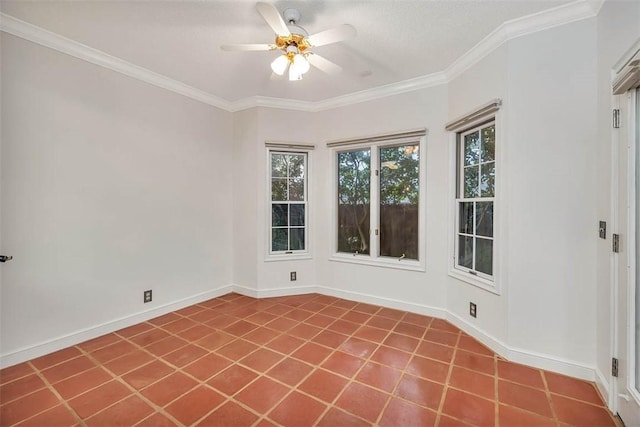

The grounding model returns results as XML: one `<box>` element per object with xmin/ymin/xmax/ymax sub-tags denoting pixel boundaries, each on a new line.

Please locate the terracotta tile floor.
<box><xmin>0</xmin><ymin>293</ymin><xmax>617</xmax><ymax>426</ymax></box>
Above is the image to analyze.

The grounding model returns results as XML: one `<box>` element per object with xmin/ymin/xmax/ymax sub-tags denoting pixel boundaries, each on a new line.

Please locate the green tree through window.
<box><xmin>338</xmin><ymin>149</ymin><xmax>371</xmax><ymax>254</ymax></box>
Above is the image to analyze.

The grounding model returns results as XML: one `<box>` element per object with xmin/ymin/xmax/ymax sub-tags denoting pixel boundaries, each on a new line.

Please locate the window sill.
<box><xmin>448</xmin><ymin>268</ymin><xmax>500</xmax><ymax>295</ymax></box>
<box><xmin>330</xmin><ymin>253</ymin><xmax>426</xmax><ymax>272</ymax></box>
<box><xmin>265</xmin><ymin>253</ymin><xmax>312</xmax><ymax>262</ymax></box>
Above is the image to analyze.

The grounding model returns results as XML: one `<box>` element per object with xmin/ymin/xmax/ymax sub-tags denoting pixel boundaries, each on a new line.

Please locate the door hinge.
<box><xmin>375</xmin><ymin>169</ymin><xmax>379</xmax><ymax>176</ymax></box>
<box><xmin>613</xmin><ymin>234</ymin><xmax>620</xmax><ymax>253</ymax></box>
<box><xmin>612</xmin><ymin>357</ymin><xmax>619</xmax><ymax>377</ymax></box>
<box><xmin>613</xmin><ymin>109</ymin><xmax>621</xmax><ymax>128</ymax></box>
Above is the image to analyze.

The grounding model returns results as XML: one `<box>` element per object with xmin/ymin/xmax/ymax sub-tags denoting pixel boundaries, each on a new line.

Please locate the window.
<box><xmin>455</xmin><ymin>121</ymin><xmax>495</xmax><ymax>280</ymax></box>
<box><xmin>332</xmin><ymin>131</ymin><xmax>425</xmax><ymax>270</ymax></box>
<box><xmin>269</xmin><ymin>151</ymin><xmax>308</xmax><ymax>254</ymax></box>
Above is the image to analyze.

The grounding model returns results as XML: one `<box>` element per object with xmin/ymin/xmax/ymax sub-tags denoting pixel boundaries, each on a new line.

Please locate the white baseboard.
<box><xmin>2</xmin><ymin>282</ymin><xmax>602</xmax><ymax>390</ymax></box>
<box><xmin>0</xmin><ymin>285</ymin><xmax>233</xmax><ymax>369</ymax></box>
<box><xmin>233</xmin><ymin>283</ymin><xmax>601</xmax><ymax>384</ymax></box>
<box><xmin>232</xmin><ymin>284</ymin><xmax>318</xmax><ymax>299</ymax></box>
<box><xmin>318</xmin><ymin>286</ymin><xmax>601</xmax><ymax>383</ymax></box>
<box><xmin>595</xmin><ymin>367</ymin><xmax>612</xmax><ymax>408</ymax></box>
<box><xmin>316</xmin><ymin>285</ymin><xmax>447</xmax><ymax>319</ymax></box>
<box><xmin>445</xmin><ymin>311</ymin><xmax>510</xmax><ymax>359</ymax></box>
<box><xmin>504</xmin><ymin>345</ymin><xmax>596</xmax><ymax>382</ymax></box>
<box><xmin>446</xmin><ymin>311</ymin><xmax>596</xmax><ymax>382</ymax></box>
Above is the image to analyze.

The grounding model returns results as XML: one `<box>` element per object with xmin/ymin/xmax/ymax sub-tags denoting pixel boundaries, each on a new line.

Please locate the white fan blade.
<box><xmin>307</xmin><ymin>53</ymin><xmax>342</xmax><ymax>75</ymax></box>
<box><xmin>256</xmin><ymin>2</ymin><xmax>290</xmax><ymax>36</ymax></box>
<box><xmin>307</xmin><ymin>24</ymin><xmax>356</xmax><ymax>47</ymax></box>
<box><xmin>221</xmin><ymin>44</ymin><xmax>276</xmax><ymax>52</ymax></box>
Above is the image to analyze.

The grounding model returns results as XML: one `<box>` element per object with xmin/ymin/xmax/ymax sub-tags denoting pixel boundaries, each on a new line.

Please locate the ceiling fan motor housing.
<box><xmin>275</xmin><ymin>8</ymin><xmax>309</xmax><ymax>52</ymax></box>
<box><xmin>283</xmin><ymin>8</ymin><xmax>301</xmax><ymax>25</ymax></box>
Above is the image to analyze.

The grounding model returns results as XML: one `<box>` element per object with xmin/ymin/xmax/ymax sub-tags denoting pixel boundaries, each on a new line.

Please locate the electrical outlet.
<box><xmin>470</xmin><ymin>302</ymin><xmax>477</xmax><ymax>318</ymax></box>
<box><xmin>290</xmin><ymin>271</ymin><xmax>297</xmax><ymax>281</ymax></box>
<box><xmin>144</xmin><ymin>290</ymin><xmax>152</xmax><ymax>303</ymax></box>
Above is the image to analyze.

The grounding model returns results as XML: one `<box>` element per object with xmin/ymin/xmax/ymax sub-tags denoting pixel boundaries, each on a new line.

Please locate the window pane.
<box><xmin>272</xmin><ymin>204</ymin><xmax>288</xmax><ymax>226</ymax></box>
<box><xmin>289</xmin><ymin>155</ymin><xmax>305</xmax><ymax>178</ymax></box>
<box><xmin>475</xmin><ymin>238</ymin><xmax>493</xmax><ymax>275</ymax></box>
<box><xmin>289</xmin><ymin>178</ymin><xmax>304</xmax><ymax>201</ymax></box>
<box><xmin>458</xmin><ymin>235</ymin><xmax>473</xmax><ymax>269</ymax></box>
<box><xmin>290</xmin><ymin>204</ymin><xmax>305</xmax><ymax>226</ymax></box>
<box><xmin>271</xmin><ymin>179</ymin><xmax>287</xmax><ymax>201</ymax></box>
<box><xmin>290</xmin><ymin>228</ymin><xmax>305</xmax><ymax>251</ymax></box>
<box><xmin>338</xmin><ymin>149</ymin><xmax>371</xmax><ymax>254</ymax></box>
<box><xmin>272</xmin><ymin>154</ymin><xmax>288</xmax><ymax>178</ymax></box>
<box><xmin>480</xmin><ymin>161</ymin><xmax>495</xmax><ymax>197</ymax></box>
<box><xmin>476</xmin><ymin>202</ymin><xmax>493</xmax><ymax>237</ymax></box>
<box><xmin>379</xmin><ymin>145</ymin><xmax>419</xmax><ymax>259</ymax></box>
<box><xmin>380</xmin><ymin>203</ymin><xmax>419</xmax><ymax>259</ymax></box>
<box><xmin>272</xmin><ymin>228</ymin><xmax>288</xmax><ymax>251</ymax></box>
<box><xmin>379</xmin><ymin>145</ymin><xmax>419</xmax><ymax>205</ymax></box>
<box><xmin>481</xmin><ymin>125</ymin><xmax>495</xmax><ymax>162</ymax></box>
<box><xmin>459</xmin><ymin>202</ymin><xmax>474</xmax><ymax>234</ymax></box>
<box><xmin>464</xmin><ymin>131</ymin><xmax>480</xmax><ymax>166</ymax></box>
<box><xmin>464</xmin><ymin>166</ymin><xmax>479</xmax><ymax>198</ymax></box>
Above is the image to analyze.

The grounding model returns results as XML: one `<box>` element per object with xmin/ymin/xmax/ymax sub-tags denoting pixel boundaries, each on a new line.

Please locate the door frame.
<box><xmin>612</xmin><ymin>80</ymin><xmax>640</xmax><ymax>424</ymax></box>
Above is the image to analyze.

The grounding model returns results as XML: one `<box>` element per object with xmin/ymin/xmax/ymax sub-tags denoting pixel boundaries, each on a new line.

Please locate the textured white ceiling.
<box><xmin>1</xmin><ymin>0</ymin><xmax>573</xmax><ymax>103</ymax></box>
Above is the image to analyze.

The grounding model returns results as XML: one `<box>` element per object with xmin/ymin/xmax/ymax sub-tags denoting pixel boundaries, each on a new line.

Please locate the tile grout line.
<box><xmin>283</xmin><ymin>299</ymin><xmax>386</xmax><ymax>426</ymax></box>
<box><xmin>494</xmin><ymin>352</ymin><xmax>500</xmax><ymax>427</ymax></box>
<box><xmin>435</xmin><ymin>330</ymin><xmax>462</xmax><ymax>426</ymax></box>
<box><xmin>11</xmin><ymin>360</ymin><xmax>87</xmax><ymax>427</ymax></box>
<box><xmin>77</xmin><ymin>335</ymin><xmax>188</xmax><ymax>427</ymax></box>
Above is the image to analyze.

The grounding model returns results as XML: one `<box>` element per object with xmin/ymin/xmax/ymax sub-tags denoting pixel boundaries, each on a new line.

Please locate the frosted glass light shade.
<box><xmin>292</xmin><ymin>54</ymin><xmax>310</xmax><ymax>74</ymax></box>
<box><xmin>288</xmin><ymin>65</ymin><xmax>302</xmax><ymax>81</ymax></box>
<box><xmin>271</xmin><ymin>55</ymin><xmax>289</xmax><ymax>76</ymax></box>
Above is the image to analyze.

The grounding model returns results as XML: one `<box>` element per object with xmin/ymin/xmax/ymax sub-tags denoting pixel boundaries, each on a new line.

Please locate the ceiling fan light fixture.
<box><xmin>271</xmin><ymin>54</ymin><xmax>289</xmax><ymax>75</ymax></box>
<box><xmin>292</xmin><ymin>53</ymin><xmax>310</xmax><ymax>75</ymax></box>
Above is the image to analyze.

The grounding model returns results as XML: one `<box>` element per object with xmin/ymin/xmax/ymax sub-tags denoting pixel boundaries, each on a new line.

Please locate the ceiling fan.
<box><xmin>221</xmin><ymin>2</ymin><xmax>356</xmax><ymax>81</ymax></box>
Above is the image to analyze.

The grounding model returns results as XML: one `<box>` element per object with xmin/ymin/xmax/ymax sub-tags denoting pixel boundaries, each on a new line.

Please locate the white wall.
<box><xmin>255</xmin><ymin>108</ymin><xmax>317</xmax><ymax>294</ymax></box>
<box><xmin>447</xmin><ymin>45</ymin><xmax>509</xmax><ymax>346</ymax></box>
<box><xmin>231</xmin><ymin>107</ymin><xmax>317</xmax><ymax>296</ymax></box>
<box><xmin>505</xmin><ymin>19</ymin><xmax>598</xmax><ymax>365</ymax></box>
<box><xmin>232</xmin><ymin>108</ymin><xmax>260</xmax><ymax>293</ymax></box>
<box><xmin>595</xmin><ymin>0</ymin><xmax>640</xmax><ymax>400</ymax></box>
<box><xmin>1</xmin><ymin>33</ymin><xmax>234</xmax><ymax>364</ymax></box>
<box><xmin>312</xmin><ymin>87</ymin><xmax>449</xmax><ymax>314</ymax></box>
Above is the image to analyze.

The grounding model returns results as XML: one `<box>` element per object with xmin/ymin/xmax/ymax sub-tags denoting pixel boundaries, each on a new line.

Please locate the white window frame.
<box><xmin>328</xmin><ymin>131</ymin><xmax>427</xmax><ymax>272</ymax></box>
<box><xmin>265</xmin><ymin>144</ymin><xmax>313</xmax><ymax>261</ymax></box>
<box><xmin>454</xmin><ymin>122</ymin><xmax>496</xmax><ymax>282</ymax></box>
<box><xmin>446</xmin><ymin>100</ymin><xmax>503</xmax><ymax>294</ymax></box>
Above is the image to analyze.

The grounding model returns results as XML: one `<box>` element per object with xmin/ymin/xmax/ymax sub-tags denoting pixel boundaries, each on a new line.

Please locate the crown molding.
<box><xmin>312</xmin><ymin>72</ymin><xmax>448</xmax><ymax>112</ymax></box>
<box><xmin>0</xmin><ymin>13</ymin><xmax>232</xmax><ymax>111</ymax></box>
<box><xmin>444</xmin><ymin>0</ymin><xmax>598</xmax><ymax>81</ymax></box>
<box><xmin>228</xmin><ymin>72</ymin><xmax>448</xmax><ymax>113</ymax></box>
<box><xmin>1</xmin><ymin>1</ymin><xmax>598</xmax><ymax>114</ymax></box>
<box><xmin>228</xmin><ymin>96</ymin><xmax>316</xmax><ymax>113</ymax></box>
